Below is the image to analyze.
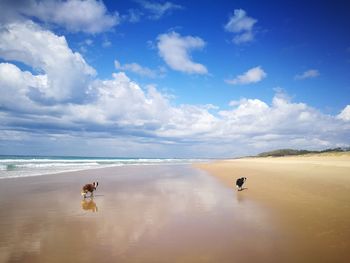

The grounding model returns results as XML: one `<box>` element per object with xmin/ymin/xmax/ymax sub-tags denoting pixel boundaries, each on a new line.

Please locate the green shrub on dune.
<box><xmin>258</xmin><ymin>147</ymin><xmax>349</xmax><ymax>157</ymax></box>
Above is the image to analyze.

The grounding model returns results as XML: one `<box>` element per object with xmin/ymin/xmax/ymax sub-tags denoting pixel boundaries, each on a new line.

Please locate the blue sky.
<box><xmin>0</xmin><ymin>0</ymin><xmax>349</xmax><ymax>157</ymax></box>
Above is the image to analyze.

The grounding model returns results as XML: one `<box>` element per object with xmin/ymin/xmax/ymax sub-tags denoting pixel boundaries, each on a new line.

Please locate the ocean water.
<box><xmin>0</xmin><ymin>155</ymin><xmax>208</xmax><ymax>179</ymax></box>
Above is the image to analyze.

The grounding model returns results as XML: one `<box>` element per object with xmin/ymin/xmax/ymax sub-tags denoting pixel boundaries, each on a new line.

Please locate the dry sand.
<box><xmin>196</xmin><ymin>153</ymin><xmax>350</xmax><ymax>262</ymax></box>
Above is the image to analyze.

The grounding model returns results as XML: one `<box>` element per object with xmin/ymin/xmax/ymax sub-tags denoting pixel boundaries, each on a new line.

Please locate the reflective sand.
<box><xmin>0</xmin><ymin>165</ymin><xmax>283</xmax><ymax>263</ymax></box>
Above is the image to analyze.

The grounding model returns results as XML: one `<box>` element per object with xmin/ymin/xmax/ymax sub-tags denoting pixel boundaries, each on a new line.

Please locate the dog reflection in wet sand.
<box><xmin>81</xmin><ymin>199</ymin><xmax>98</xmax><ymax>212</ymax></box>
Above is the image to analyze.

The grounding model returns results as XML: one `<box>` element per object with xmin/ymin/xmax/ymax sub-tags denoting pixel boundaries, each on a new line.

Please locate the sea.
<box><xmin>0</xmin><ymin>155</ymin><xmax>209</xmax><ymax>179</ymax></box>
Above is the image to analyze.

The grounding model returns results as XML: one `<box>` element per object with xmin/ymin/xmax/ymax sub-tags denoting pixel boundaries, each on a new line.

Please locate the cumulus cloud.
<box><xmin>137</xmin><ymin>0</ymin><xmax>183</xmax><ymax>20</ymax></box>
<box><xmin>1</xmin><ymin>59</ymin><xmax>349</xmax><ymax>157</ymax></box>
<box><xmin>115</xmin><ymin>59</ymin><xmax>161</xmax><ymax>78</ymax></box>
<box><xmin>63</xmin><ymin>72</ymin><xmax>217</xmax><ymax>140</ymax></box>
<box><xmin>295</xmin><ymin>69</ymin><xmax>320</xmax><ymax>80</ymax></box>
<box><xmin>0</xmin><ymin>21</ymin><xmax>96</xmax><ymax>103</ymax></box>
<box><xmin>0</xmin><ymin>16</ymin><xmax>348</xmax><ymax>157</ymax></box>
<box><xmin>226</xmin><ymin>66</ymin><xmax>266</xmax><ymax>85</ymax></box>
<box><xmin>217</xmin><ymin>93</ymin><xmax>350</xmax><ymax>151</ymax></box>
<box><xmin>225</xmin><ymin>9</ymin><xmax>257</xmax><ymax>44</ymax></box>
<box><xmin>0</xmin><ymin>22</ymin><xmax>346</xmax><ymax>154</ymax></box>
<box><xmin>157</xmin><ymin>32</ymin><xmax>208</xmax><ymax>74</ymax></box>
<box><xmin>0</xmin><ymin>63</ymin><xmax>46</xmax><ymax>113</ymax></box>
<box><xmin>0</xmin><ymin>0</ymin><xmax>118</xmax><ymax>34</ymax></box>
<box><xmin>337</xmin><ymin>105</ymin><xmax>350</xmax><ymax>121</ymax></box>
<box><xmin>79</xmin><ymin>72</ymin><xmax>172</xmax><ymax>128</ymax></box>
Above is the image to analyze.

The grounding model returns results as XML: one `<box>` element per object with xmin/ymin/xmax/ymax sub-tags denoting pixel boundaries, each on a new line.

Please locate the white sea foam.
<box><xmin>0</xmin><ymin>156</ymin><xmax>209</xmax><ymax>179</ymax></box>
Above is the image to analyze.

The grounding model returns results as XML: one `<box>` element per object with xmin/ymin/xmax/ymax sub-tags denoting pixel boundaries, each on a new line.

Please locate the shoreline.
<box><xmin>195</xmin><ymin>154</ymin><xmax>350</xmax><ymax>262</ymax></box>
<box><xmin>0</xmin><ymin>157</ymin><xmax>207</xmax><ymax>180</ymax></box>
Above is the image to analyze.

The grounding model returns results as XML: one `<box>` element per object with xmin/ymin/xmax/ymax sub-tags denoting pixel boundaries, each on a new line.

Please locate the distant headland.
<box><xmin>256</xmin><ymin>147</ymin><xmax>350</xmax><ymax>157</ymax></box>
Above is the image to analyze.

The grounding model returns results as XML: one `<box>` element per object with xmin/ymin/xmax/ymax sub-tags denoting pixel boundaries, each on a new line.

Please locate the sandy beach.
<box><xmin>1</xmin><ymin>155</ymin><xmax>349</xmax><ymax>263</ymax></box>
<box><xmin>197</xmin><ymin>153</ymin><xmax>350</xmax><ymax>262</ymax></box>
<box><xmin>0</xmin><ymin>164</ymin><xmax>285</xmax><ymax>263</ymax></box>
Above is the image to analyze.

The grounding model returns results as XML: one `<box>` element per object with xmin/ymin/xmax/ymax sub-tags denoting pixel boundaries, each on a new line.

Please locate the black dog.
<box><xmin>236</xmin><ymin>177</ymin><xmax>247</xmax><ymax>191</ymax></box>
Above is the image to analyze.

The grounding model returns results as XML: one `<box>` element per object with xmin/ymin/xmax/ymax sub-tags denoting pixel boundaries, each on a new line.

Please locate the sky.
<box><xmin>0</xmin><ymin>0</ymin><xmax>350</xmax><ymax>158</ymax></box>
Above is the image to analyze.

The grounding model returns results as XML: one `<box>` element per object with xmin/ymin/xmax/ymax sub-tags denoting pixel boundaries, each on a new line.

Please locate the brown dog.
<box><xmin>81</xmin><ymin>182</ymin><xmax>98</xmax><ymax>198</ymax></box>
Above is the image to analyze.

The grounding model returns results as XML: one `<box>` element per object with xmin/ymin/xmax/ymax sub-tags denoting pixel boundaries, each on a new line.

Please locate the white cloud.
<box><xmin>85</xmin><ymin>39</ymin><xmax>93</xmax><ymax>46</ymax></box>
<box><xmin>157</xmin><ymin>32</ymin><xmax>208</xmax><ymax>74</ymax></box>
<box><xmin>295</xmin><ymin>69</ymin><xmax>320</xmax><ymax>80</ymax></box>
<box><xmin>337</xmin><ymin>105</ymin><xmax>350</xmax><ymax>121</ymax></box>
<box><xmin>64</xmin><ymin>72</ymin><xmax>173</xmax><ymax>128</ymax></box>
<box><xmin>121</xmin><ymin>9</ymin><xmax>143</xmax><ymax>23</ymax></box>
<box><xmin>232</xmin><ymin>31</ymin><xmax>254</xmax><ymax>45</ymax></box>
<box><xmin>0</xmin><ymin>18</ymin><xmax>348</xmax><ymax>157</ymax></box>
<box><xmin>102</xmin><ymin>38</ymin><xmax>112</xmax><ymax>48</ymax></box>
<box><xmin>226</xmin><ymin>66</ymin><xmax>266</xmax><ymax>85</ymax></box>
<box><xmin>138</xmin><ymin>0</ymin><xmax>183</xmax><ymax>20</ymax></box>
<box><xmin>0</xmin><ymin>21</ymin><xmax>95</xmax><ymax>103</ymax></box>
<box><xmin>64</xmin><ymin>72</ymin><xmax>217</xmax><ymax>139</ymax></box>
<box><xmin>216</xmin><ymin>93</ymin><xmax>350</xmax><ymax>151</ymax></box>
<box><xmin>115</xmin><ymin>60</ymin><xmax>159</xmax><ymax>78</ymax></box>
<box><xmin>0</xmin><ymin>63</ymin><xmax>46</xmax><ymax>112</ymax></box>
<box><xmin>225</xmin><ymin>9</ymin><xmax>257</xmax><ymax>44</ymax></box>
<box><xmin>1</xmin><ymin>64</ymin><xmax>349</xmax><ymax>156</ymax></box>
<box><xmin>0</xmin><ymin>0</ymin><xmax>118</xmax><ymax>34</ymax></box>
<box><xmin>120</xmin><ymin>1</ymin><xmax>182</xmax><ymax>24</ymax></box>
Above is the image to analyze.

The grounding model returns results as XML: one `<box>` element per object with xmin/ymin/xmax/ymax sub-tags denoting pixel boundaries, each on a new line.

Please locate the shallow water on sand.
<box><xmin>0</xmin><ymin>165</ymin><xmax>284</xmax><ymax>263</ymax></box>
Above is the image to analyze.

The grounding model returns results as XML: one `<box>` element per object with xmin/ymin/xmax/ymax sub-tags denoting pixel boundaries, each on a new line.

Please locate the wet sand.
<box><xmin>1</xmin><ymin>165</ymin><xmax>286</xmax><ymax>263</ymax></box>
<box><xmin>196</xmin><ymin>154</ymin><xmax>350</xmax><ymax>263</ymax></box>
